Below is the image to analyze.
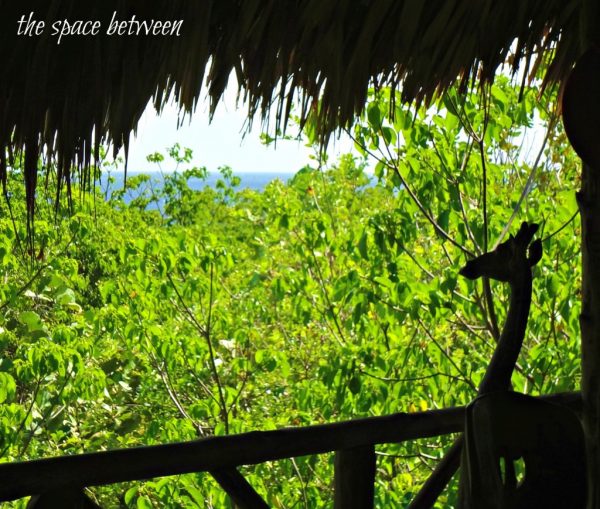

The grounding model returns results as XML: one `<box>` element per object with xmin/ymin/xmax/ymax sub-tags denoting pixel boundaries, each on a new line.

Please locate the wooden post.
<box><xmin>578</xmin><ymin>162</ymin><xmax>600</xmax><ymax>508</ymax></box>
<box><xmin>334</xmin><ymin>445</ymin><xmax>376</xmax><ymax>509</ymax></box>
<box><xmin>558</xmin><ymin>45</ymin><xmax>600</xmax><ymax>509</ymax></box>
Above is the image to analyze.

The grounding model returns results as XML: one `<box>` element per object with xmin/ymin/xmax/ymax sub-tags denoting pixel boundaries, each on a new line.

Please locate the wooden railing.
<box><xmin>0</xmin><ymin>392</ymin><xmax>581</xmax><ymax>508</ymax></box>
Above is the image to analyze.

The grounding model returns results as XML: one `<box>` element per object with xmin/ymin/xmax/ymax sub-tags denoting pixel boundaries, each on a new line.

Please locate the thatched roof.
<box><xmin>0</xmin><ymin>1</ymin><xmax>589</xmax><ymax>216</ymax></box>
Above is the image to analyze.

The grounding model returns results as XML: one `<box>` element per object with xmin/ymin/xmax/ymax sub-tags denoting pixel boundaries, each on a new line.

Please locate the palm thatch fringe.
<box><xmin>0</xmin><ymin>0</ymin><xmax>585</xmax><ymax>214</ymax></box>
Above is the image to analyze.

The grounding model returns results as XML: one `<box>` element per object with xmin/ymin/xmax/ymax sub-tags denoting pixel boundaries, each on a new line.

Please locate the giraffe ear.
<box><xmin>518</xmin><ymin>221</ymin><xmax>529</xmax><ymax>236</ymax></box>
<box><xmin>515</xmin><ymin>222</ymin><xmax>539</xmax><ymax>245</ymax></box>
<box><xmin>528</xmin><ymin>239</ymin><xmax>543</xmax><ymax>267</ymax></box>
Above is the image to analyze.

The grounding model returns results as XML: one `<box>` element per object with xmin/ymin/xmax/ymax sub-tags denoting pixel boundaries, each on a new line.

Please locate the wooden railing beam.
<box><xmin>0</xmin><ymin>405</ymin><xmax>464</xmax><ymax>501</ymax></box>
<box><xmin>0</xmin><ymin>391</ymin><xmax>580</xmax><ymax>503</ymax></box>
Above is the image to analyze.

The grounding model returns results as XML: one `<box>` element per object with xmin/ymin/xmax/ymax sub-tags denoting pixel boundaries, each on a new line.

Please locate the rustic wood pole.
<box><xmin>561</xmin><ymin>45</ymin><xmax>600</xmax><ymax>509</ymax></box>
<box><xmin>578</xmin><ymin>163</ymin><xmax>600</xmax><ymax>508</ymax></box>
<box><xmin>333</xmin><ymin>445</ymin><xmax>377</xmax><ymax>509</ymax></box>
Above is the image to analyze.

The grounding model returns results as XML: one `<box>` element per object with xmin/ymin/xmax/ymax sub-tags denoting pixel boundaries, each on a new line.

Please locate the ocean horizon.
<box><xmin>97</xmin><ymin>170</ymin><xmax>295</xmax><ymax>203</ymax></box>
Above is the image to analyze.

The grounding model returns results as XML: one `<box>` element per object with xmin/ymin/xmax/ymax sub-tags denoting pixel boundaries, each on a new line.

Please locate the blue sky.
<box><xmin>124</xmin><ymin>87</ymin><xmax>354</xmax><ymax>174</ymax></box>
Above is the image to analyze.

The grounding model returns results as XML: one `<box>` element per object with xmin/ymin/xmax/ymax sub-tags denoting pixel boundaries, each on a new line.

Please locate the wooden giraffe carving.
<box><xmin>458</xmin><ymin>222</ymin><xmax>586</xmax><ymax>509</ymax></box>
<box><xmin>459</xmin><ymin>221</ymin><xmax>542</xmax><ymax>394</ymax></box>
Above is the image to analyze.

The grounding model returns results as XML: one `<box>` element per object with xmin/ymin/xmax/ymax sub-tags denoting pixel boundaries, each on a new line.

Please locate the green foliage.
<box><xmin>0</xmin><ymin>75</ymin><xmax>582</xmax><ymax>508</ymax></box>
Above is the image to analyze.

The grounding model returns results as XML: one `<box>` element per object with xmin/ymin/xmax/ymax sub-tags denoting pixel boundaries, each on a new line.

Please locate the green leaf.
<box><xmin>381</xmin><ymin>126</ymin><xmax>395</xmax><ymax>145</ymax></box>
<box><xmin>19</xmin><ymin>311</ymin><xmax>44</xmax><ymax>332</ymax></box>
<box><xmin>436</xmin><ymin>210</ymin><xmax>450</xmax><ymax>233</ymax></box>
<box><xmin>358</xmin><ymin>231</ymin><xmax>369</xmax><ymax>260</ymax></box>
<box><xmin>124</xmin><ymin>487</ymin><xmax>138</xmax><ymax>505</ymax></box>
<box><xmin>136</xmin><ymin>495</ymin><xmax>153</xmax><ymax>509</ymax></box>
<box><xmin>55</xmin><ymin>287</ymin><xmax>77</xmax><ymax>306</ymax></box>
<box><xmin>348</xmin><ymin>375</ymin><xmax>361</xmax><ymax>395</ymax></box>
<box><xmin>367</xmin><ymin>103</ymin><xmax>382</xmax><ymax>130</ymax></box>
<box><xmin>0</xmin><ymin>373</ymin><xmax>16</xmax><ymax>403</ymax></box>
<box><xmin>279</xmin><ymin>214</ymin><xmax>289</xmax><ymax>229</ymax></box>
<box><xmin>185</xmin><ymin>486</ymin><xmax>205</xmax><ymax>506</ymax></box>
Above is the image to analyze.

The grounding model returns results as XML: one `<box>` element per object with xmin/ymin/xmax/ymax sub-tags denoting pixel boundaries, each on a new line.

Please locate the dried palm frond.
<box><xmin>0</xmin><ymin>0</ymin><xmax>585</xmax><ymax>218</ymax></box>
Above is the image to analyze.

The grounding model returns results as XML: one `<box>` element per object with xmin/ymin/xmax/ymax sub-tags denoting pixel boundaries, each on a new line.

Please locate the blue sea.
<box><xmin>97</xmin><ymin>171</ymin><xmax>294</xmax><ymax>203</ymax></box>
<box><xmin>104</xmin><ymin>171</ymin><xmax>292</xmax><ymax>190</ymax></box>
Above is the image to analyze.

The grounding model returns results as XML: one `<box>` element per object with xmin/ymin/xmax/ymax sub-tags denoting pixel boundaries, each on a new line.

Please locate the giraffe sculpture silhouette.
<box><xmin>457</xmin><ymin>221</ymin><xmax>585</xmax><ymax>509</ymax></box>
<box><xmin>459</xmin><ymin>221</ymin><xmax>542</xmax><ymax>394</ymax></box>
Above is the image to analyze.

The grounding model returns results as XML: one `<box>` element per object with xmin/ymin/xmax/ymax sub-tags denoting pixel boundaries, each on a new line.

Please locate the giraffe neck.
<box><xmin>478</xmin><ymin>268</ymin><xmax>533</xmax><ymax>394</ymax></box>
